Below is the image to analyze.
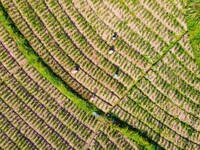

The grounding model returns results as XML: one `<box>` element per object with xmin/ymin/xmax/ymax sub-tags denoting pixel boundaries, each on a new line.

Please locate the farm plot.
<box><xmin>0</xmin><ymin>25</ymin><xmax>142</xmax><ymax>150</ymax></box>
<box><xmin>0</xmin><ymin>0</ymin><xmax>199</xmax><ymax>149</ymax></box>
<box><xmin>110</xmin><ymin>45</ymin><xmax>200</xmax><ymax>149</ymax></box>
<box><xmin>0</xmin><ymin>8</ymin><xmax>147</xmax><ymax>149</ymax></box>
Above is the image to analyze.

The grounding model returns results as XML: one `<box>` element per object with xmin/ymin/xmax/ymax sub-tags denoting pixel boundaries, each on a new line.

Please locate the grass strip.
<box><xmin>0</xmin><ymin>3</ymin><xmax>162</xmax><ymax>150</ymax></box>
<box><xmin>184</xmin><ymin>0</ymin><xmax>200</xmax><ymax>70</ymax></box>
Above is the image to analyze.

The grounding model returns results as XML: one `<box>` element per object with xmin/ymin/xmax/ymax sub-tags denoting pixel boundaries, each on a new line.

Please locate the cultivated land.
<box><xmin>0</xmin><ymin>0</ymin><xmax>199</xmax><ymax>150</ymax></box>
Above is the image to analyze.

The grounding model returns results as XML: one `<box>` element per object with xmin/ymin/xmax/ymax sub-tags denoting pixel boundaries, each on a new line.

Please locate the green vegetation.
<box><xmin>107</xmin><ymin>113</ymin><xmax>162</xmax><ymax>150</ymax></box>
<box><xmin>0</xmin><ymin>3</ymin><xmax>161</xmax><ymax>150</ymax></box>
<box><xmin>0</xmin><ymin>3</ymin><xmax>99</xmax><ymax>114</ymax></box>
<box><xmin>1</xmin><ymin>0</ymin><xmax>199</xmax><ymax>149</ymax></box>
<box><xmin>185</xmin><ymin>0</ymin><xmax>200</xmax><ymax>69</ymax></box>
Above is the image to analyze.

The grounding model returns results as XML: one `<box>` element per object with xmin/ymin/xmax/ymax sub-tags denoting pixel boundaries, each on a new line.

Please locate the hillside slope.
<box><xmin>0</xmin><ymin>0</ymin><xmax>199</xmax><ymax>150</ymax></box>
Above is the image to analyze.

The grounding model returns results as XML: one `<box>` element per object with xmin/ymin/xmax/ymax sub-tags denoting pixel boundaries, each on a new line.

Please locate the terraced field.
<box><xmin>0</xmin><ymin>0</ymin><xmax>199</xmax><ymax>149</ymax></box>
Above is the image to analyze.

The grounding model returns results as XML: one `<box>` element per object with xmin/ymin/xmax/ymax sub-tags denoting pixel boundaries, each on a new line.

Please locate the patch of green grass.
<box><xmin>184</xmin><ymin>0</ymin><xmax>200</xmax><ymax>69</ymax></box>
